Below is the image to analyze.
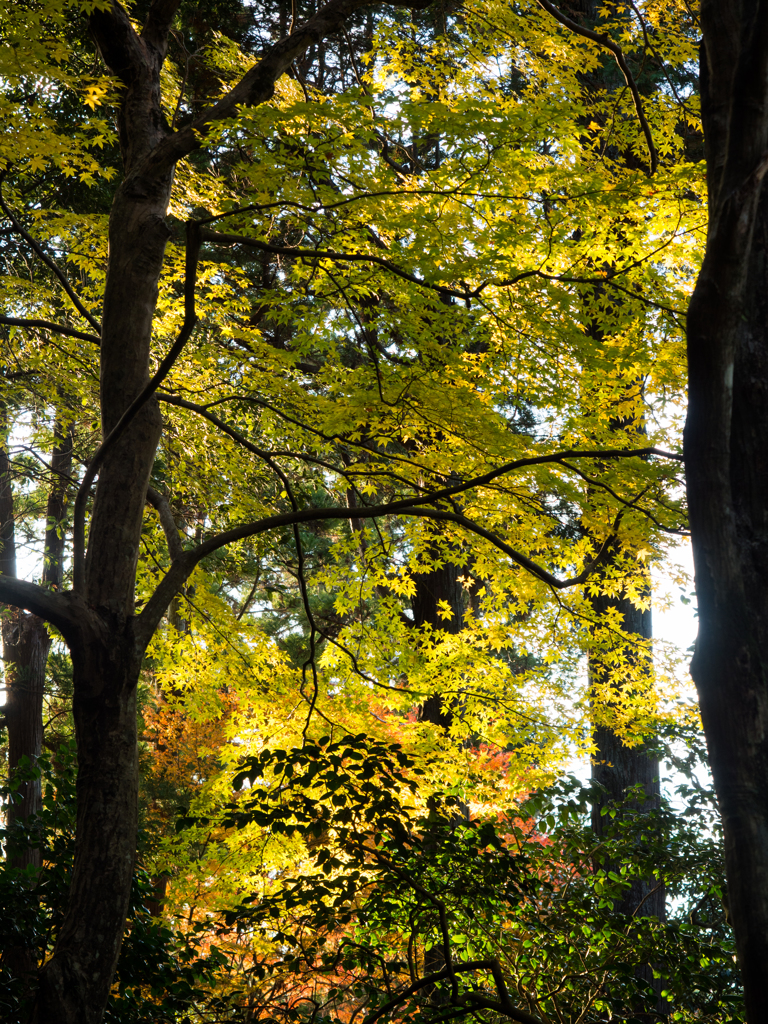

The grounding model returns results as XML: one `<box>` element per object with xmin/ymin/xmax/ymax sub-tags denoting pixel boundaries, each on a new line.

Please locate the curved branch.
<box><xmin>0</xmin><ymin>185</ymin><xmax>103</xmax><ymax>333</ymax></box>
<box><xmin>200</xmin><ymin>228</ymin><xmax>475</xmax><ymax>300</ymax></box>
<box><xmin>136</xmin><ymin>499</ymin><xmax>617</xmax><ymax>649</ymax></box>
<box><xmin>0</xmin><ymin>576</ymin><xmax>80</xmax><ymax>643</ymax></box>
<box><xmin>0</xmin><ymin>315</ymin><xmax>101</xmax><ymax>347</ymax></box>
<box><xmin>142</xmin><ymin>0</ymin><xmax>433</xmax><ymax>178</ymax></box>
<box><xmin>145</xmin><ymin>486</ymin><xmax>184</xmax><ymax>562</ymax></box>
<box><xmin>134</xmin><ymin>441</ymin><xmax>679</xmax><ymax>646</ymax></box>
<box><xmin>362</xmin><ymin>961</ymin><xmax>542</xmax><ymax>1024</ymax></box>
<box><xmin>535</xmin><ymin>0</ymin><xmax>659</xmax><ymax>175</ymax></box>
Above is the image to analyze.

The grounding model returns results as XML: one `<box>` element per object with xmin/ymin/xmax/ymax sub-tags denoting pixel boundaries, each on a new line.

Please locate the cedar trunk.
<box><xmin>685</xmin><ymin>2</ymin><xmax>768</xmax><ymax>1019</ymax></box>
<box><xmin>590</xmin><ymin>595</ymin><xmax>664</xmax><ymax>921</ymax></box>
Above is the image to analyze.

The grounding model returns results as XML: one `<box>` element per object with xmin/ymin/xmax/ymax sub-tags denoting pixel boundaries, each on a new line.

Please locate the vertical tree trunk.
<box><xmin>684</xmin><ymin>4</ymin><xmax>768</xmax><ymax>1019</ymax></box>
<box><xmin>413</xmin><ymin>559</ymin><xmax>464</xmax><ymax>729</ymax></box>
<box><xmin>1</xmin><ymin>416</ymin><xmax>73</xmax><ymax>997</ymax></box>
<box><xmin>35</xmin><ymin>631</ymin><xmax>142</xmax><ymax>1024</ymax></box>
<box><xmin>31</xmin><ymin>17</ymin><xmax>171</xmax><ymax>1010</ymax></box>
<box><xmin>590</xmin><ymin>593</ymin><xmax>664</xmax><ymax>922</ymax></box>
<box><xmin>2</xmin><ymin>415</ymin><xmax>75</xmax><ymax>861</ymax></box>
<box><xmin>1</xmin><ymin>426</ymin><xmax>42</xmax><ymax>860</ymax></box>
<box><xmin>34</xmin><ymin>169</ymin><xmax>169</xmax><ymax>1020</ymax></box>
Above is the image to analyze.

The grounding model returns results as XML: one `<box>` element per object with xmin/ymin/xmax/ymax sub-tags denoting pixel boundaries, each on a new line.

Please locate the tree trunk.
<box><xmin>413</xmin><ymin>559</ymin><xmax>464</xmax><ymax>729</ymax></box>
<box><xmin>3</xmin><ymin>611</ymin><xmax>50</xmax><ymax>866</ymax></box>
<box><xmin>32</xmin><ymin>184</ymin><xmax>169</xmax><ymax>1024</ymax></box>
<box><xmin>31</xmin><ymin>26</ymin><xmax>171</xmax><ymax>1013</ymax></box>
<box><xmin>684</xmin><ymin>4</ymin><xmax>768</xmax><ymax>1019</ymax></box>
<box><xmin>2</xmin><ymin>414</ymin><xmax>74</xmax><ymax>1003</ymax></box>
<box><xmin>590</xmin><ymin>595</ymin><xmax>664</xmax><ymax>921</ymax></box>
<box><xmin>35</xmin><ymin>630</ymin><xmax>142</xmax><ymax>1024</ymax></box>
<box><xmin>0</xmin><ymin>1</ymin><xmax>430</xmax><ymax>1018</ymax></box>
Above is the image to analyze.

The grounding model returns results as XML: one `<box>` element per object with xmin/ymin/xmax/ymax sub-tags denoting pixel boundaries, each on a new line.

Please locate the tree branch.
<box><xmin>145</xmin><ymin>486</ymin><xmax>184</xmax><ymax>562</ymax></box>
<box><xmin>535</xmin><ymin>0</ymin><xmax>659</xmax><ymax>175</ymax></box>
<box><xmin>0</xmin><ymin>184</ymin><xmax>103</xmax><ymax>333</ymax></box>
<box><xmin>134</xmin><ymin>443</ymin><xmax>679</xmax><ymax>645</ymax></box>
<box><xmin>200</xmin><ymin>228</ymin><xmax>476</xmax><ymax>301</ymax></box>
<box><xmin>362</xmin><ymin>961</ymin><xmax>542</xmax><ymax>1024</ymax></box>
<box><xmin>141</xmin><ymin>0</ymin><xmax>433</xmax><ymax>178</ymax></box>
<box><xmin>141</xmin><ymin>0</ymin><xmax>182</xmax><ymax>51</ymax></box>
<box><xmin>0</xmin><ymin>315</ymin><xmax>101</xmax><ymax>347</ymax></box>
<box><xmin>0</xmin><ymin>576</ymin><xmax>80</xmax><ymax>642</ymax></box>
<box><xmin>135</xmin><ymin>497</ymin><xmax>623</xmax><ymax>649</ymax></box>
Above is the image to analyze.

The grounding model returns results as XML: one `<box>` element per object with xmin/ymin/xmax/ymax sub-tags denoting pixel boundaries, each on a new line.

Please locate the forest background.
<box><xmin>0</xmin><ymin>0</ymin><xmax>748</xmax><ymax>1022</ymax></box>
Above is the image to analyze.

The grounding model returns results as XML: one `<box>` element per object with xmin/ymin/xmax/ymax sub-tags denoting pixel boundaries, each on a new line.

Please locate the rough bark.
<box><xmin>684</xmin><ymin>2</ymin><xmax>768</xmax><ymax>1019</ymax></box>
<box><xmin>1</xmin><ymin>418</ymin><xmax>72</xmax><ymax>997</ymax></box>
<box><xmin>1</xmin><ymin>425</ymin><xmax>51</xmax><ymax>870</ymax></box>
<box><xmin>35</xmin><ymin>624</ymin><xmax>143</xmax><ymax>1023</ymax></box>
<box><xmin>2</xmin><ymin>417</ymin><xmax>74</xmax><ymax>848</ymax></box>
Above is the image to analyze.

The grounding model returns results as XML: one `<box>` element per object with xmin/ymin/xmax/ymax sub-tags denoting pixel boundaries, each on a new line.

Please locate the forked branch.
<box><xmin>535</xmin><ymin>0</ymin><xmax>659</xmax><ymax>175</ymax></box>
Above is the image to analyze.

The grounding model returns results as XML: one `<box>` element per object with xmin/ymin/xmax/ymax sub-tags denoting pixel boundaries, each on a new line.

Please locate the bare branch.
<box><xmin>0</xmin><ymin>315</ymin><xmax>101</xmax><ymax>347</ymax></box>
<box><xmin>0</xmin><ymin>576</ymin><xmax>80</xmax><ymax>642</ymax></box>
<box><xmin>535</xmin><ymin>0</ymin><xmax>659</xmax><ymax>175</ymax></box>
<box><xmin>145</xmin><ymin>486</ymin><xmax>184</xmax><ymax>562</ymax></box>
<box><xmin>0</xmin><ymin>184</ymin><xmax>102</xmax><ymax>333</ymax></box>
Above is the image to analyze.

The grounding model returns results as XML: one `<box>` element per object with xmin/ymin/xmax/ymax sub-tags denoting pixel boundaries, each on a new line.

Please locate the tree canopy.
<box><xmin>2</xmin><ymin>0</ymin><xmax>760</xmax><ymax>1021</ymax></box>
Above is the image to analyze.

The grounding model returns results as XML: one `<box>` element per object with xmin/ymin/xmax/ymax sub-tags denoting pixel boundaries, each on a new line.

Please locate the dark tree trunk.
<box><xmin>411</xmin><ymin>558</ymin><xmax>464</xmax><ymax>1003</ymax></box>
<box><xmin>1</xmin><ymin>417</ymin><xmax>72</xmax><ymax>997</ymax></box>
<box><xmin>35</xmin><ymin>628</ymin><xmax>142</xmax><ymax>1024</ymax></box>
<box><xmin>684</xmin><ymin>3</ymin><xmax>768</xmax><ymax>1019</ymax></box>
<box><xmin>413</xmin><ymin>559</ymin><xmax>464</xmax><ymax>729</ymax></box>
<box><xmin>1</xmin><ymin>429</ymin><xmax>46</xmax><ymax>870</ymax></box>
<box><xmin>34</xmin><ymin>167</ymin><xmax>171</xmax><ymax>1024</ymax></box>
<box><xmin>2</xmin><ymin>415</ymin><xmax>75</xmax><ymax>865</ymax></box>
<box><xmin>590</xmin><ymin>594</ymin><xmax>664</xmax><ymax>921</ymax></box>
<box><xmin>3</xmin><ymin>611</ymin><xmax>50</xmax><ymax>866</ymax></box>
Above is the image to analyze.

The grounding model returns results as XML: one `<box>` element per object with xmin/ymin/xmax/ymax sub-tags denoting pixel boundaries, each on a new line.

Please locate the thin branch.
<box><xmin>0</xmin><ymin>315</ymin><xmax>101</xmax><ymax>347</ymax></box>
<box><xmin>0</xmin><ymin>183</ymin><xmax>102</xmax><ymax>332</ymax></box>
<box><xmin>146</xmin><ymin>486</ymin><xmax>184</xmax><ymax>561</ymax></box>
<box><xmin>200</xmin><ymin>228</ymin><xmax>476</xmax><ymax>301</ymax></box>
<box><xmin>535</xmin><ymin>0</ymin><xmax>658</xmax><ymax>175</ymax></box>
<box><xmin>72</xmin><ymin>222</ymin><xmax>201</xmax><ymax>591</ymax></box>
